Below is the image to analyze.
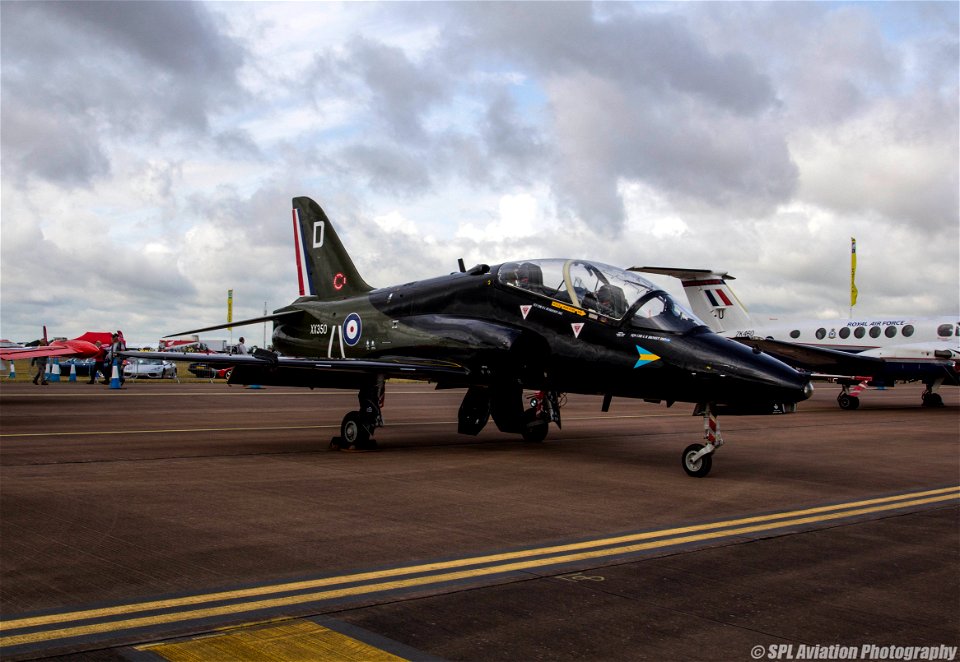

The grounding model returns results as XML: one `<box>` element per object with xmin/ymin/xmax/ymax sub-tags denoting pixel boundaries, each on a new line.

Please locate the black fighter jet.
<box><xmin>128</xmin><ymin>196</ymin><xmax>812</xmax><ymax>477</ymax></box>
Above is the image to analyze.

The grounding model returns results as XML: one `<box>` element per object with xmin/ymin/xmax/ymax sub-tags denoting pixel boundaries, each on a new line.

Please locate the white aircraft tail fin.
<box><xmin>632</xmin><ymin>267</ymin><xmax>754</xmax><ymax>334</ymax></box>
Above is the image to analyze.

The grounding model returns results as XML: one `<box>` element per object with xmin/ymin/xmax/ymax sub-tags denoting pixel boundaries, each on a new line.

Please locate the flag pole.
<box><xmin>850</xmin><ymin>237</ymin><xmax>857</xmax><ymax>318</ymax></box>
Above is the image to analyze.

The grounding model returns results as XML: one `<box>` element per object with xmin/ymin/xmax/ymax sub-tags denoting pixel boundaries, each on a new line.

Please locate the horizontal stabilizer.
<box><xmin>630</xmin><ymin>266</ymin><xmax>735</xmax><ymax>282</ymax></box>
<box><xmin>163</xmin><ymin>310</ymin><xmax>303</xmax><ymax>338</ymax></box>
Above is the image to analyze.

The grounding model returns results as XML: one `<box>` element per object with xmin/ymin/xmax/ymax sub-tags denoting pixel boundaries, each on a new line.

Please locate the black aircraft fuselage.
<box><xmin>139</xmin><ymin>196</ymin><xmax>812</xmax><ymax>477</ymax></box>
<box><xmin>269</xmin><ymin>260</ymin><xmax>808</xmax><ymax>409</ymax></box>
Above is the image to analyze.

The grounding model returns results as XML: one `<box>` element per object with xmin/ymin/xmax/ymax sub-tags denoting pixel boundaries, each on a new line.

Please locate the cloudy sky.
<box><xmin>2</xmin><ymin>1</ymin><xmax>957</xmax><ymax>346</ymax></box>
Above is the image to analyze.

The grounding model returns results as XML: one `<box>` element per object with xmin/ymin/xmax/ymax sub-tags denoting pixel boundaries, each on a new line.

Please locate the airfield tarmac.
<box><xmin>0</xmin><ymin>380</ymin><xmax>957</xmax><ymax>661</ymax></box>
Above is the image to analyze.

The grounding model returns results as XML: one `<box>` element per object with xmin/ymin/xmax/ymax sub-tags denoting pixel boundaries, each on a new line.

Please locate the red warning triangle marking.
<box><xmin>520</xmin><ymin>305</ymin><xmax>532</xmax><ymax>320</ymax></box>
<box><xmin>571</xmin><ymin>322</ymin><xmax>584</xmax><ymax>338</ymax></box>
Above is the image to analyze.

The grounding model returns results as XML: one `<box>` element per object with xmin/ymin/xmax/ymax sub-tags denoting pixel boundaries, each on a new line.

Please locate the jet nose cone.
<box><xmin>695</xmin><ymin>334</ymin><xmax>812</xmax><ymax>405</ymax></box>
<box><xmin>753</xmin><ymin>354</ymin><xmax>813</xmax><ymax>404</ymax></box>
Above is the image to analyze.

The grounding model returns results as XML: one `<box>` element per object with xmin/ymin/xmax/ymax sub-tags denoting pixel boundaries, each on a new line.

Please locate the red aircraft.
<box><xmin>0</xmin><ymin>328</ymin><xmax>116</xmax><ymax>362</ymax></box>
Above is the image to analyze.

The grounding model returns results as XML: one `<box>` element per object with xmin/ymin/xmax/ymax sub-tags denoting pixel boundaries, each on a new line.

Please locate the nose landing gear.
<box><xmin>683</xmin><ymin>404</ymin><xmax>724</xmax><ymax>477</ymax></box>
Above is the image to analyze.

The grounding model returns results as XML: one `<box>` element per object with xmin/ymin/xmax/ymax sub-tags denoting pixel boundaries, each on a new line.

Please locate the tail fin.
<box><xmin>633</xmin><ymin>267</ymin><xmax>753</xmax><ymax>334</ymax></box>
<box><xmin>292</xmin><ymin>197</ymin><xmax>373</xmax><ymax>300</ymax></box>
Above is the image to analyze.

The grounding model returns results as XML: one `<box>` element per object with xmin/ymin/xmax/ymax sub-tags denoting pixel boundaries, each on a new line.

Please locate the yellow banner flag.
<box><xmin>850</xmin><ymin>238</ymin><xmax>858</xmax><ymax>308</ymax></box>
<box><xmin>227</xmin><ymin>289</ymin><xmax>233</xmax><ymax>329</ymax></box>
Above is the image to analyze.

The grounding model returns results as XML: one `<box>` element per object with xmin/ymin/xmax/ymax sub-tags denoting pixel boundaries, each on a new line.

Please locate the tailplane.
<box><xmin>292</xmin><ymin>197</ymin><xmax>373</xmax><ymax>300</ymax></box>
<box><xmin>633</xmin><ymin>267</ymin><xmax>753</xmax><ymax>334</ymax></box>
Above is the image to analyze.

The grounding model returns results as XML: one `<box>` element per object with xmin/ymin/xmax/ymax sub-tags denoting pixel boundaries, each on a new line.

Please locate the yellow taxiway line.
<box><xmin>2</xmin><ymin>486</ymin><xmax>956</xmax><ymax>650</ymax></box>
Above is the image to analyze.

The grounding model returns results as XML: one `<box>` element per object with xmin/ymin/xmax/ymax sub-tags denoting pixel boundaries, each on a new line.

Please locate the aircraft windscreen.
<box><xmin>498</xmin><ymin>259</ymin><xmax>705</xmax><ymax>333</ymax></box>
<box><xmin>629</xmin><ymin>291</ymin><xmax>703</xmax><ymax>333</ymax></box>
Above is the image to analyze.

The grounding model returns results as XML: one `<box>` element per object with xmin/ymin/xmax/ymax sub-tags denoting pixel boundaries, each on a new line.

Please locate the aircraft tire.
<box><xmin>837</xmin><ymin>393</ymin><xmax>860</xmax><ymax>410</ymax></box>
<box><xmin>921</xmin><ymin>392</ymin><xmax>944</xmax><ymax>408</ymax></box>
<box><xmin>681</xmin><ymin>443</ymin><xmax>712</xmax><ymax>478</ymax></box>
<box><xmin>521</xmin><ymin>409</ymin><xmax>549</xmax><ymax>443</ymax></box>
<box><xmin>340</xmin><ymin>411</ymin><xmax>369</xmax><ymax>448</ymax></box>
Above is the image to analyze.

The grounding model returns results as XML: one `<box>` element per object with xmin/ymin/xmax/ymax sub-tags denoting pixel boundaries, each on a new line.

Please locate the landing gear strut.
<box><xmin>683</xmin><ymin>404</ymin><xmax>724</xmax><ymax>478</ymax></box>
<box><xmin>331</xmin><ymin>377</ymin><xmax>384</xmax><ymax>450</ymax></box>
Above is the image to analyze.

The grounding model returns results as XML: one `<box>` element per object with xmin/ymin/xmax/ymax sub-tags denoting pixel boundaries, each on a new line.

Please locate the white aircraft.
<box><xmin>632</xmin><ymin>267</ymin><xmax>959</xmax><ymax>410</ymax></box>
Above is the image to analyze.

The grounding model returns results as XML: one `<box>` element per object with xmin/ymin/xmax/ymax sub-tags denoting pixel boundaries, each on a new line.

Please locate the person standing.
<box><xmin>106</xmin><ymin>333</ymin><xmax>125</xmax><ymax>385</ymax></box>
<box><xmin>236</xmin><ymin>337</ymin><xmax>248</xmax><ymax>355</ymax></box>
<box><xmin>115</xmin><ymin>330</ymin><xmax>127</xmax><ymax>383</ymax></box>
<box><xmin>31</xmin><ymin>348</ymin><xmax>48</xmax><ymax>385</ymax></box>
<box><xmin>89</xmin><ymin>341</ymin><xmax>106</xmax><ymax>384</ymax></box>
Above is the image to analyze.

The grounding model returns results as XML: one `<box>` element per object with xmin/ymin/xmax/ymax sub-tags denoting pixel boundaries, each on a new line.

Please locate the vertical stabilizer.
<box><xmin>632</xmin><ymin>267</ymin><xmax>754</xmax><ymax>334</ymax></box>
<box><xmin>292</xmin><ymin>197</ymin><xmax>373</xmax><ymax>300</ymax></box>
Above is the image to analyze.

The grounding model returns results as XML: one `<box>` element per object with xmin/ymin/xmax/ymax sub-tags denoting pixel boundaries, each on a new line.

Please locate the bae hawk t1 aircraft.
<box><xmin>127</xmin><ymin>197</ymin><xmax>813</xmax><ymax>477</ymax></box>
<box><xmin>635</xmin><ymin>267</ymin><xmax>959</xmax><ymax>410</ymax></box>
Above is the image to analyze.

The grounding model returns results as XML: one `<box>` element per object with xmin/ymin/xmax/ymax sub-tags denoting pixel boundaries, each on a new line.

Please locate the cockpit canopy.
<box><xmin>498</xmin><ymin>259</ymin><xmax>706</xmax><ymax>334</ymax></box>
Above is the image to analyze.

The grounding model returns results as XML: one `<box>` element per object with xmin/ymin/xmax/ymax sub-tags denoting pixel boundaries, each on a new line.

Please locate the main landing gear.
<box><xmin>837</xmin><ymin>391</ymin><xmax>860</xmax><ymax>410</ymax></box>
<box><xmin>330</xmin><ymin>378</ymin><xmax>384</xmax><ymax>451</ymax></box>
<box><xmin>522</xmin><ymin>391</ymin><xmax>563</xmax><ymax>443</ymax></box>
<box><xmin>837</xmin><ymin>377</ymin><xmax>947</xmax><ymax>409</ymax></box>
<box><xmin>682</xmin><ymin>404</ymin><xmax>724</xmax><ymax>478</ymax></box>
<box><xmin>837</xmin><ymin>380</ymin><xmax>866</xmax><ymax>410</ymax></box>
<box><xmin>456</xmin><ymin>385</ymin><xmax>563</xmax><ymax>442</ymax></box>
<box><xmin>922</xmin><ymin>379</ymin><xmax>945</xmax><ymax>408</ymax></box>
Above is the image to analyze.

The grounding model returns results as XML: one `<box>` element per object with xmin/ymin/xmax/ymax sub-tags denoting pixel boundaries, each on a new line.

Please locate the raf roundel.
<box><xmin>342</xmin><ymin>313</ymin><xmax>362</xmax><ymax>346</ymax></box>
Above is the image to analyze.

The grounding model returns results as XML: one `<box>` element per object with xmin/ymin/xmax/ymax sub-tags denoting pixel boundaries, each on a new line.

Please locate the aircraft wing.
<box><xmin>734</xmin><ymin>337</ymin><xmax>886</xmax><ymax>375</ymax></box>
<box><xmin>120</xmin><ymin>350</ymin><xmax>470</xmax><ymax>387</ymax></box>
<box><xmin>0</xmin><ymin>346</ymin><xmax>84</xmax><ymax>361</ymax></box>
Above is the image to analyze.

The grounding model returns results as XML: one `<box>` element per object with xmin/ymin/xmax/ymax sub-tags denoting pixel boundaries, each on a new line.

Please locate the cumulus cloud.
<box><xmin>0</xmin><ymin>1</ymin><xmax>247</xmax><ymax>187</ymax></box>
<box><xmin>0</xmin><ymin>1</ymin><xmax>956</xmax><ymax>345</ymax></box>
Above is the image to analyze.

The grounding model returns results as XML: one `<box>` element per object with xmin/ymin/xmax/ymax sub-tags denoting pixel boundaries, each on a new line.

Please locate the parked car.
<box><xmin>124</xmin><ymin>358</ymin><xmax>177</xmax><ymax>379</ymax></box>
<box><xmin>187</xmin><ymin>362</ymin><xmax>233</xmax><ymax>379</ymax></box>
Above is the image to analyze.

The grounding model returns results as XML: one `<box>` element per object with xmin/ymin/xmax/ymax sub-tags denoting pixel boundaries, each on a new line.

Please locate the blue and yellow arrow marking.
<box><xmin>634</xmin><ymin>346</ymin><xmax>661</xmax><ymax>368</ymax></box>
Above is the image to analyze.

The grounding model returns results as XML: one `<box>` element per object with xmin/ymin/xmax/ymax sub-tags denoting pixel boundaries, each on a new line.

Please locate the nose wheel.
<box><xmin>681</xmin><ymin>444</ymin><xmax>713</xmax><ymax>477</ymax></box>
<box><xmin>682</xmin><ymin>404</ymin><xmax>723</xmax><ymax>477</ymax></box>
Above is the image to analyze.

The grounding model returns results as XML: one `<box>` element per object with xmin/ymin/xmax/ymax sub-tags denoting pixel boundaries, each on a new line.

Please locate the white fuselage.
<box><xmin>725</xmin><ymin>317</ymin><xmax>959</xmax><ymax>354</ymax></box>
